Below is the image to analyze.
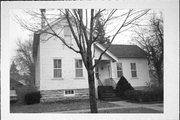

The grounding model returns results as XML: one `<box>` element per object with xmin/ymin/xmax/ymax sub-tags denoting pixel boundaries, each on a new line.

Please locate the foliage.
<box><xmin>10</xmin><ymin>61</ymin><xmax>21</xmax><ymax>81</ymax></box>
<box><xmin>115</xmin><ymin>76</ymin><xmax>134</xmax><ymax>97</ymax></box>
<box><xmin>93</xmin><ymin>13</ymin><xmax>110</xmax><ymax>44</ymax></box>
<box><xmin>15</xmin><ymin>85</ymin><xmax>37</xmax><ymax>104</ymax></box>
<box><xmin>124</xmin><ymin>87</ymin><xmax>163</xmax><ymax>102</ymax></box>
<box><xmin>25</xmin><ymin>91</ymin><xmax>41</xmax><ymax>105</ymax></box>
<box><xmin>132</xmin><ymin>12</ymin><xmax>163</xmax><ymax>87</ymax></box>
<box><xmin>14</xmin><ymin>38</ymin><xmax>34</xmax><ymax>85</ymax></box>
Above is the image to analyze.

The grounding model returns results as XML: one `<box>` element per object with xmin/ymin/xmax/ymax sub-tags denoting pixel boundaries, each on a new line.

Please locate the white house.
<box><xmin>33</xmin><ymin>19</ymin><xmax>150</xmax><ymax>102</ymax></box>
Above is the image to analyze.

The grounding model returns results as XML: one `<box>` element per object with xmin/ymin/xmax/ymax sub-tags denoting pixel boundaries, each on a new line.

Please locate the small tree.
<box><xmin>10</xmin><ymin>61</ymin><xmax>20</xmax><ymax>81</ymax></box>
<box><xmin>132</xmin><ymin>13</ymin><xmax>163</xmax><ymax>87</ymax></box>
<box><xmin>16</xmin><ymin>9</ymin><xmax>150</xmax><ymax>113</ymax></box>
<box><xmin>14</xmin><ymin>38</ymin><xmax>34</xmax><ymax>85</ymax></box>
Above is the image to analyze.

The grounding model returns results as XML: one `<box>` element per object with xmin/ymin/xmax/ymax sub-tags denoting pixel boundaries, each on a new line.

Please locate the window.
<box><xmin>75</xmin><ymin>59</ymin><xmax>83</xmax><ymax>77</ymax></box>
<box><xmin>64</xmin><ymin>90</ymin><xmax>75</xmax><ymax>96</ymax></box>
<box><xmin>117</xmin><ymin>63</ymin><xmax>123</xmax><ymax>78</ymax></box>
<box><xmin>64</xmin><ymin>26</ymin><xmax>72</xmax><ymax>45</ymax></box>
<box><xmin>131</xmin><ymin>63</ymin><xmax>137</xmax><ymax>78</ymax></box>
<box><xmin>53</xmin><ymin>59</ymin><xmax>62</xmax><ymax>78</ymax></box>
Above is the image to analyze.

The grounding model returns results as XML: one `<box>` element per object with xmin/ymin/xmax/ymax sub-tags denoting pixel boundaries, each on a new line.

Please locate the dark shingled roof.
<box><xmin>102</xmin><ymin>44</ymin><xmax>147</xmax><ymax>58</ymax></box>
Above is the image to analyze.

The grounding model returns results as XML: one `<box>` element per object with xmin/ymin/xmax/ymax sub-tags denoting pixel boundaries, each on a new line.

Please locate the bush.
<box><xmin>124</xmin><ymin>87</ymin><xmax>163</xmax><ymax>102</ymax></box>
<box><xmin>25</xmin><ymin>91</ymin><xmax>41</xmax><ymax>105</ymax></box>
<box><xmin>15</xmin><ymin>85</ymin><xmax>38</xmax><ymax>104</ymax></box>
<box><xmin>115</xmin><ymin>76</ymin><xmax>134</xmax><ymax>97</ymax></box>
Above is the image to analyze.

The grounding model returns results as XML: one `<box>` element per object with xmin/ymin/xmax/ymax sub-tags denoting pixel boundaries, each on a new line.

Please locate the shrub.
<box><xmin>25</xmin><ymin>91</ymin><xmax>41</xmax><ymax>105</ymax></box>
<box><xmin>124</xmin><ymin>87</ymin><xmax>163</xmax><ymax>102</ymax></box>
<box><xmin>15</xmin><ymin>85</ymin><xmax>38</xmax><ymax>104</ymax></box>
<box><xmin>115</xmin><ymin>76</ymin><xmax>134</xmax><ymax>97</ymax></box>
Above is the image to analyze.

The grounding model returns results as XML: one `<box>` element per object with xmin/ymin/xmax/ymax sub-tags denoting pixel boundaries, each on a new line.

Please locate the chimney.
<box><xmin>40</xmin><ymin>9</ymin><xmax>46</xmax><ymax>29</ymax></box>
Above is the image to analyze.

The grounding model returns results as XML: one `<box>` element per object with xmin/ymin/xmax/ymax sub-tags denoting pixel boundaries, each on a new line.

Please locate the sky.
<box><xmin>10</xmin><ymin>10</ymin><xmax>33</xmax><ymax>60</ymax></box>
<box><xmin>9</xmin><ymin>9</ymin><xmax>152</xmax><ymax>59</ymax></box>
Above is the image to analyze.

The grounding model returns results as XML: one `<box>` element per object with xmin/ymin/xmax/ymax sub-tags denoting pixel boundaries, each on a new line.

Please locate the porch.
<box><xmin>94</xmin><ymin>60</ymin><xmax>121</xmax><ymax>101</ymax></box>
<box><xmin>94</xmin><ymin>60</ymin><xmax>116</xmax><ymax>88</ymax></box>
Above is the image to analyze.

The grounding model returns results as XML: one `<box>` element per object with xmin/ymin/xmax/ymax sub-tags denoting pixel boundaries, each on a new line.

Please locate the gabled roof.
<box><xmin>95</xmin><ymin>44</ymin><xmax>119</xmax><ymax>61</ymax></box>
<box><xmin>101</xmin><ymin>44</ymin><xmax>148</xmax><ymax>58</ymax></box>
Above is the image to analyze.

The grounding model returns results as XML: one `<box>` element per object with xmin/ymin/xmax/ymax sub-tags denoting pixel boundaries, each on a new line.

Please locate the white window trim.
<box><xmin>117</xmin><ymin>62</ymin><xmax>123</xmax><ymax>78</ymax></box>
<box><xmin>64</xmin><ymin>90</ymin><xmax>75</xmax><ymax>97</ymax></box>
<box><xmin>75</xmin><ymin>59</ymin><xmax>84</xmax><ymax>78</ymax></box>
<box><xmin>52</xmin><ymin>58</ymin><xmax>63</xmax><ymax>79</ymax></box>
<box><xmin>130</xmin><ymin>63</ymin><xmax>138</xmax><ymax>78</ymax></box>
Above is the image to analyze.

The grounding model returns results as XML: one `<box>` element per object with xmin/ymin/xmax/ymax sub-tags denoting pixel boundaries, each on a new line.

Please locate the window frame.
<box><xmin>53</xmin><ymin>59</ymin><xmax>62</xmax><ymax>78</ymax></box>
<box><xmin>75</xmin><ymin>59</ymin><xmax>83</xmax><ymax>78</ymax></box>
<box><xmin>130</xmin><ymin>63</ymin><xmax>137</xmax><ymax>78</ymax></box>
<box><xmin>64</xmin><ymin>26</ymin><xmax>72</xmax><ymax>45</ymax></box>
<box><xmin>64</xmin><ymin>90</ymin><xmax>75</xmax><ymax>97</ymax></box>
<box><xmin>117</xmin><ymin>62</ymin><xmax>123</xmax><ymax>78</ymax></box>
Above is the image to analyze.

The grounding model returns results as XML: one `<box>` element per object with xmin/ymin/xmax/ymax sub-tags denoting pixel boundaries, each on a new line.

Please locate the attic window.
<box><xmin>64</xmin><ymin>26</ymin><xmax>72</xmax><ymax>45</ymax></box>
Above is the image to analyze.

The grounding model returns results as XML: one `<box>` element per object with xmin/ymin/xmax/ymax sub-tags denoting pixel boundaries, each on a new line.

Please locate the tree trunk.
<box><xmin>155</xmin><ymin>63</ymin><xmax>163</xmax><ymax>88</ymax></box>
<box><xmin>87</xmin><ymin>69</ymin><xmax>98</xmax><ymax>113</ymax></box>
<box><xmin>86</xmin><ymin>45</ymin><xmax>98</xmax><ymax>113</ymax></box>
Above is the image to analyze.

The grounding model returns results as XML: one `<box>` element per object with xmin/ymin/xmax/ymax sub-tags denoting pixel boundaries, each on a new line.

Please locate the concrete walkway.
<box><xmin>55</xmin><ymin>101</ymin><xmax>163</xmax><ymax>113</ymax></box>
<box><xmin>109</xmin><ymin>101</ymin><xmax>163</xmax><ymax>112</ymax></box>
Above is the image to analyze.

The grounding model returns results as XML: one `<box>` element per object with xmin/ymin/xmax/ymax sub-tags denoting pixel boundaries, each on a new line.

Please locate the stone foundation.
<box><xmin>40</xmin><ymin>88</ymin><xmax>89</xmax><ymax>102</ymax></box>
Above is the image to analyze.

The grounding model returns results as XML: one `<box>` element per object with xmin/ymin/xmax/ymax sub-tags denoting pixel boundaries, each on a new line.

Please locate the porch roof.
<box><xmin>100</xmin><ymin>44</ymin><xmax>148</xmax><ymax>58</ymax></box>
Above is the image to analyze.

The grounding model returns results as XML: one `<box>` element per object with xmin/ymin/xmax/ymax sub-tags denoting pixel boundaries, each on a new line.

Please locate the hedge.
<box><xmin>15</xmin><ymin>85</ymin><xmax>38</xmax><ymax>104</ymax></box>
<box><xmin>25</xmin><ymin>91</ymin><xmax>41</xmax><ymax>105</ymax></box>
<box><xmin>124</xmin><ymin>87</ymin><xmax>163</xmax><ymax>102</ymax></box>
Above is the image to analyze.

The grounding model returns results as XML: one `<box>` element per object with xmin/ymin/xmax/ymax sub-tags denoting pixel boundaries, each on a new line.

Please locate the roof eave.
<box><xmin>95</xmin><ymin>43</ymin><xmax>119</xmax><ymax>62</ymax></box>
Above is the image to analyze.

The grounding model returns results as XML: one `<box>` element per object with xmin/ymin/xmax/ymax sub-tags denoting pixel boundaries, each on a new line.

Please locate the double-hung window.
<box><xmin>64</xmin><ymin>26</ymin><xmax>72</xmax><ymax>45</ymax></box>
<box><xmin>75</xmin><ymin>59</ymin><xmax>83</xmax><ymax>77</ymax></box>
<box><xmin>117</xmin><ymin>63</ymin><xmax>123</xmax><ymax>78</ymax></box>
<box><xmin>53</xmin><ymin>59</ymin><xmax>62</xmax><ymax>78</ymax></box>
<box><xmin>130</xmin><ymin>63</ymin><xmax>137</xmax><ymax>78</ymax></box>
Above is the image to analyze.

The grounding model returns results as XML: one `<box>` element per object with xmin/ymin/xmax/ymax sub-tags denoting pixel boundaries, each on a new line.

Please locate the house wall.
<box><xmin>112</xmin><ymin>58</ymin><xmax>150</xmax><ymax>87</ymax></box>
<box><xmin>36</xmin><ymin>19</ymin><xmax>150</xmax><ymax>101</ymax></box>
<box><xmin>39</xmin><ymin>34</ymin><xmax>89</xmax><ymax>91</ymax></box>
<box><xmin>37</xmin><ymin>20</ymin><xmax>118</xmax><ymax>101</ymax></box>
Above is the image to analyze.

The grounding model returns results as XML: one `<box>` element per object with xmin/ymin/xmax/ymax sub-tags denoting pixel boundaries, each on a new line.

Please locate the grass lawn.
<box><xmin>10</xmin><ymin>99</ymin><xmax>119</xmax><ymax>113</ymax></box>
<box><xmin>98</xmin><ymin>107</ymin><xmax>162</xmax><ymax>113</ymax></box>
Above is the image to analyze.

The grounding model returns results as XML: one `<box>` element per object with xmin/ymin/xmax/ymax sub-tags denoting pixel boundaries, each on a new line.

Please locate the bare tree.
<box><xmin>132</xmin><ymin>13</ymin><xmax>163</xmax><ymax>88</ymax></box>
<box><xmin>14</xmin><ymin>38</ymin><xmax>34</xmax><ymax>85</ymax></box>
<box><xmin>16</xmin><ymin>9</ymin><xmax>150</xmax><ymax>113</ymax></box>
